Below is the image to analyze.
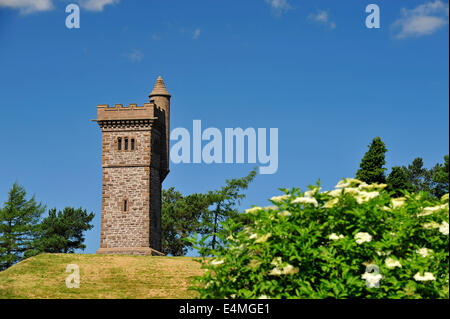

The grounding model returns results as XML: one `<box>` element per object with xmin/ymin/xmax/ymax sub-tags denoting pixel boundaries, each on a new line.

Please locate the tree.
<box><xmin>0</xmin><ymin>183</ymin><xmax>45</xmax><ymax>270</ymax></box>
<box><xmin>387</xmin><ymin>166</ymin><xmax>413</xmax><ymax>197</ymax></box>
<box><xmin>35</xmin><ymin>207</ymin><xmax>94</xmax><ymax>253</ymax></box>
<box><xmin>203</xmin><ymin>169</ymin><xmax>257</xmax><ymax>251</ymax></box>
<box><xmin>403</xmin><ymin>157</ymin><xmax>433</xmax><ymax>193</ymax></box>
<box><xmin>356</xmin><ymin>137</ymin><xmax>388</xmax><ymax>184</ymax></box>
<box><xmin>431</xmin><ymin>155</ymin><xmax>449</xmax><ymax>198</ymax></box>
<box><xmin>162</xmin><ymin>169</ymin><xmax>257</xmax><ymax>256</ymax></box>
<box><xmin>162</xmin><ymin>188</ymin><xmax>212</xmax><ymax>256</ymax></box>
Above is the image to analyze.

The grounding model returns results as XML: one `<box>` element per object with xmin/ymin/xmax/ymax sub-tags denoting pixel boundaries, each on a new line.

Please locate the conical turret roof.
<box><xmin>149</xmin><ymin>76</ymin><xmax>171</xmax><ymax>97</ymax></box>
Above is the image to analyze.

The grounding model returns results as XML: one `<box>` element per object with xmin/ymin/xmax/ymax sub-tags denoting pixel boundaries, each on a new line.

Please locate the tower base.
<box><xmin>96</xmin><ymin>247</ymin><xmax>164</xmax><ymax>256</ymax></box>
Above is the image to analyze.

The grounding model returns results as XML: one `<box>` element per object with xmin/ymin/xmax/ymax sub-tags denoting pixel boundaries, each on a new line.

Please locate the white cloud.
<box><xmin>265</xmin><ymin>0</ymin><xmax>291</xmax><ymax>17</ymax></box>
<box><xmin>124</xmin><ymin>49</ymin><xmax>143</xmax><ymax>63</ymax></box>
<box><xmin>0</xmin><ymin>0</ymin><xmax>53</xmax><ymax>14</ymax></box>
<box><xmin>308</xmin><ymin>10</ymin><xmax>336</xmax><ymax>29</ymax></box>
<box><xmin>393</xmin><ymin>0</ymin><xmax>449</xmax><ymax>38</ymax></box>
<box><xmin>0</xmin><ymin>0</ymin><xmax>120</xmax><ymax>14</ymax></box>
<box><xmin>192</xmin><ymin>28</ymin><xmax>201</xmax><ymax>40</ymax></box>
<box><xmin>79</xmin><ymin>0</ymin><xmax>120</xmax><ymax>12</ymax></box>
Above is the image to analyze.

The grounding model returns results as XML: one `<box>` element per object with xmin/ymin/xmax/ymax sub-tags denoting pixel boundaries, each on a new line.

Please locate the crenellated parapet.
<box><xmin>95</xmin><ymin>103</ymin><xmax>166</xmax><ymax>131</ymax></box>
<box><xmin>97</xmin><ymin>103</ymin><xmax>156</xmax><ymax>120</ymax></box>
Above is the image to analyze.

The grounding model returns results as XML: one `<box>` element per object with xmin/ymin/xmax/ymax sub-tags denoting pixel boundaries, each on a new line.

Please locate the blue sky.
<box><xmin>0</xmin><ymin>0</ymin><xmax>448</xmax><ymax>254</ymax></box>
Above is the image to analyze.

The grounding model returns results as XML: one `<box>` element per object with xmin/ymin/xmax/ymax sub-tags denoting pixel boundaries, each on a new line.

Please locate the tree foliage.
<box><xmin>0</xmin><ymin>183</ymin><xmax>45</xmax><ymax>271</ymax></box>
<box><xmin>161</xmin><ymin>169</ymin><xmax>257</xmax><ymax>256</ymax></box>
<box><xmin>387</xmin><ymin>166</ymin><xmax>413</xmax><ymax>197</ymax></box>
<box><xmin>191</xmin><ymin>179</ymin><xmax>449</xmax><ymax>299</ymax></box>
<box><xmin>403</xmin><ymin>158</ymin><xmax>433</xmax><ymax>193</ymax></box>
<box><xmin>202</xmin><ymin>169</ymin><xmax>257</xmax><ymax>252</ymax></box>
<box><xmin>400</xmin><ymin>155</ymin><xmax>449</xmax><ymax>198</ymax></box>
<box><xmin>35</xmin><ymin>207</ymin><xmax>94</xmax><ymax>254</ymax></box>
<box><xmin>431</xmin><ymin>155</ymin><xmax>449</xmax><ymax>198</ymax></box>
<box><xmin>162</xmin><ymin>188</ymin><xmax>211</xmax><ymax>256</ymax></box>
<box><xmin>356</xmin><ymin>137</ymin><xmax>388</xmax><ymax>184</ymax></box>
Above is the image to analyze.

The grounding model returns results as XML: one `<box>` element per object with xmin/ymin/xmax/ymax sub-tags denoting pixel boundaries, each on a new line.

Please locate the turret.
<box><xmin>149</xmin><ymin>76</ymin><xmax>171</xmax><ymax>179</ymax></box>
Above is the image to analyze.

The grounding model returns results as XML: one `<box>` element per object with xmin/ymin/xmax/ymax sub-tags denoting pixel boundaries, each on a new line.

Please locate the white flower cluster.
<box><xmin>354</xmin><ymin>232</ymin><xmax>372</xmax><ymax>244</ymax></box>
<box><xmin>323</xmin><ymin>198</ymin><xmax>339</xmax><ymax>208</ymax></box>
<box><xmin>329</xmin><ymin>233</ymin><xmax>344</xmax><ymax>241</ymax></box>
<box><xmin>416</xmin><ymin>248</ymin><xmax>433</xmax><ymax>258</ymax></box>
<box><xmin>324</xmin><ymin>178</ymin><xmax>382</xmax><ymax>204</ymax></box>
<box><xmin>304</xmin><ymin>187</ymin><xmax>321</xmax><ymax>198</ymax></box>
<box><xmin>418</xmin><ymin>203</ymin><xmax>449</xmax><ymax>217</ymax></box>
<box><xmin>270</xmin><ymin>195</ymin><xmax>290</xmax><ymax>203</ymax></box>
<box><xmin>423</xmin><ymin>221</ymin><xmax>449</xmax><ymax>235</ymax></box>
<box><xmin>291</xmin><ymin>196</ymin><xmax>319</xmax><ymax>207</ymax></box>
<box><xmin>414</xmin><ymin>272</ymin><xmax>436</xmax><ymax>281</ymax></box>
<box><xmin>211</xmin><ymin>259</ymin><xmax>224</xmax><ymax>266</ymax></box>
<box><xmin>245</xmin><ymin>206</ymin><xmax>262</xmax><ymax>214</ymax></box>
<box><xmin>278</xmin><ymin>210</ymin><xmax>291</xmax><ymax>217</ymax></box>
<box><xmin>439</xmin><ymin>221</ymin><xmax>449</xmax><ymax>235</ymax></box>
<box><xmin>268</xmin><ymin>257</ymin><xmax>299</xmax><ymax>276</ymax></box>
<box><xmin>391</xmin><ymin>197</ymin><xmax>406</xmax><ymax>209</ymax></box>
<box><xmin>385</xmin><ymin>257</ymin><xmax>402</xmax><ymax>269</ymax></box>
<box><xmin>376</xmin><ymin>250</ymin><xmax>391</xmax><ymax>256</ymax></box>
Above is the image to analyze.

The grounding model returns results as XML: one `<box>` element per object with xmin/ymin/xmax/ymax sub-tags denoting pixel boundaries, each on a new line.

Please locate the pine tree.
<box><xmin>0</xmin><ymin>183</ymin><xmax>45</xmax><ymax>270</ymax></box>
<box><xmin>204</xmin><ymin>169</ymin><xmax>257</xmax><ymax>251</ymax></box>
<box><xmin>387</xmin><ymin>166</ymin><xmax>413</xmax><ymax>197</ymax></box>
<box><xmin>403</xmin><ymin>157</ymin><xmax>433</xmax><ymax>193</ymax></box>
<box><xmin>161</xmin><ymin>189</ymin><xmax>211</xmax><ymax>256</ymax></box>
<box><xmin>356</xmin><ymin>137</ymin><xmax>388</xmax><ymax>184</ymax></box>
<box><xmin>35</xmin><ymin>207</ymin><xmax>94</xmax><ymax>253</ymax></box>
<box><xmin>431</xmin><ymin>155</ymin><xmax>449</xmax><ymax>198</ymax></box>
<box><xmin>161</xmin><ymin>169</ymin><xmax>257</xmax><ymax>256</ymax></box>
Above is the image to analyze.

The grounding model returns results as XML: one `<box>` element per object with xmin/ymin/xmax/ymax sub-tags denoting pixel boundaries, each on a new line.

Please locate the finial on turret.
<box><xmin>149</xmin><ymin>75</ymin><xmax>171</xmax><ymax>98</ymax></box>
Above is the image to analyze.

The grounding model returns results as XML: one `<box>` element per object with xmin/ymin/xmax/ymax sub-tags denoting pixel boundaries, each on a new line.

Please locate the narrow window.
<box><xmin>131</xmin><ymin>138</ymin><xmax>135</xmax><ymax>150</ymax></box>
<box><xmin>118</xmin><ymin>137</ymin><xmax>122</xmax><ymax>150</ymax></box>
<box><xmin>124</xmin><ymin>137</ymin><xmax>128</xmax><ymax>150</ymax></box>
<box><xmin>123</xmin><ymin>200</ymin><xmax>127</xmax><ymax>212</ymax></box>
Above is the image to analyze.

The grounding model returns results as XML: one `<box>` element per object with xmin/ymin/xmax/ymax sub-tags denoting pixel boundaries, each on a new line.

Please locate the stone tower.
<box><xmin>94</xmin><ymin>76</ymin><xmax>170</xmax><ymax>256</ymax></box>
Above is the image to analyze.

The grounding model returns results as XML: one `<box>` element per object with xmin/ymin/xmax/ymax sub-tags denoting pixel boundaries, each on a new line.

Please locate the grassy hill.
<box><xmin>0</xmin><ymin>253</ymin><xmax>205</xmax><ymax>299</ymax></box>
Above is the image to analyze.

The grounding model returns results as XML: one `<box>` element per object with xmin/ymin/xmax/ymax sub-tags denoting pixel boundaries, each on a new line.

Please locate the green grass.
<box><xmin>0</xmin><ymin>253</ymin><xmax>205</xmax><ymax>299</ymax></box>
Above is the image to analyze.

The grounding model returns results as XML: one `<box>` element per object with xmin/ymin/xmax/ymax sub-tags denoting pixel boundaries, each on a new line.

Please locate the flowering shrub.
<box><xmin>191</xmin><ymin>179</ymin><xmax>449</xmax><ymax>299</ymax></box>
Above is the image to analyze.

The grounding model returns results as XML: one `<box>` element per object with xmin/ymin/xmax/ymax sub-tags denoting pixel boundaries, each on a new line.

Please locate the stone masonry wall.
<box><xmin>102</xmin><ymin>130</ymin><xmax>151</xmax><ymax>167</ymax></box>
<box><xmin>100</xmin><ymin>165</ymin><xmax>150</xmax><ymax>248</ymax></box>
<box><xmin>100</xmin><ymin>128</ymin><xmax>155</xmax><ymax>249</ymax></box>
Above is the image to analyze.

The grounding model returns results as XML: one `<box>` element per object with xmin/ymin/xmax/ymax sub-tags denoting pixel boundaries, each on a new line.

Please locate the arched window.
<box><xmin>124</xmin><ymin>138</ymin><xmax>128</xmax><ymax>150</ymax></box>
<box><xmin>118</xmin><ymin>137</ymin><xmax>122</xmax><ymax>150</ymax></box>
<box><xmin>131</xmin><ymin>138</ymin><xmax>135</xmax><ymax>150</ymax></box>
<box><xmin>123</xmin><ymin>200</ymin><xmax>128</xmax><ymax>212</ymax></box>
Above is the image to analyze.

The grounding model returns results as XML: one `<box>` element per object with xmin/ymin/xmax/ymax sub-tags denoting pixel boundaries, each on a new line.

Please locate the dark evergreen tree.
<box><xmin>356</xmin><ymin>137</ymin><xmax>388</xmax><ymax>184</ymax></box>
<box><xmin>431</xmin><ymin>155</ymin><xmax>449</xmax><ymax>198</ymax></box>
<box><xmin>204</xmin><ymin>169</ymin><xmax>257</xmax><ymax>251</ymax></box>
<box><xmin>387</xmin><ymin>166</ymin><xmax>413</xmax><ymax>197</ymax></box>
<box><xmin>35</xmin><ymin>207</ymin><xmax>94</xmax><ymax>253</ymax></box>
<box><xmin>162</xmin><ymin>169</ymin><xmax>257</xmax><ymax>256</ymax></box>
<box><xmin>0</xmin><ymin>183</ymin><xmax>45</xmax><ymax>270</ymax></box>
<box><xmin>403</xmin><ymin>157</ymin><xmax>433</xmax><ymax>193</ymax></box>
<box><xmin>161</xmin><ymin>188</ymin><xmax>212</xmax><ymax>256</ymax></box>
